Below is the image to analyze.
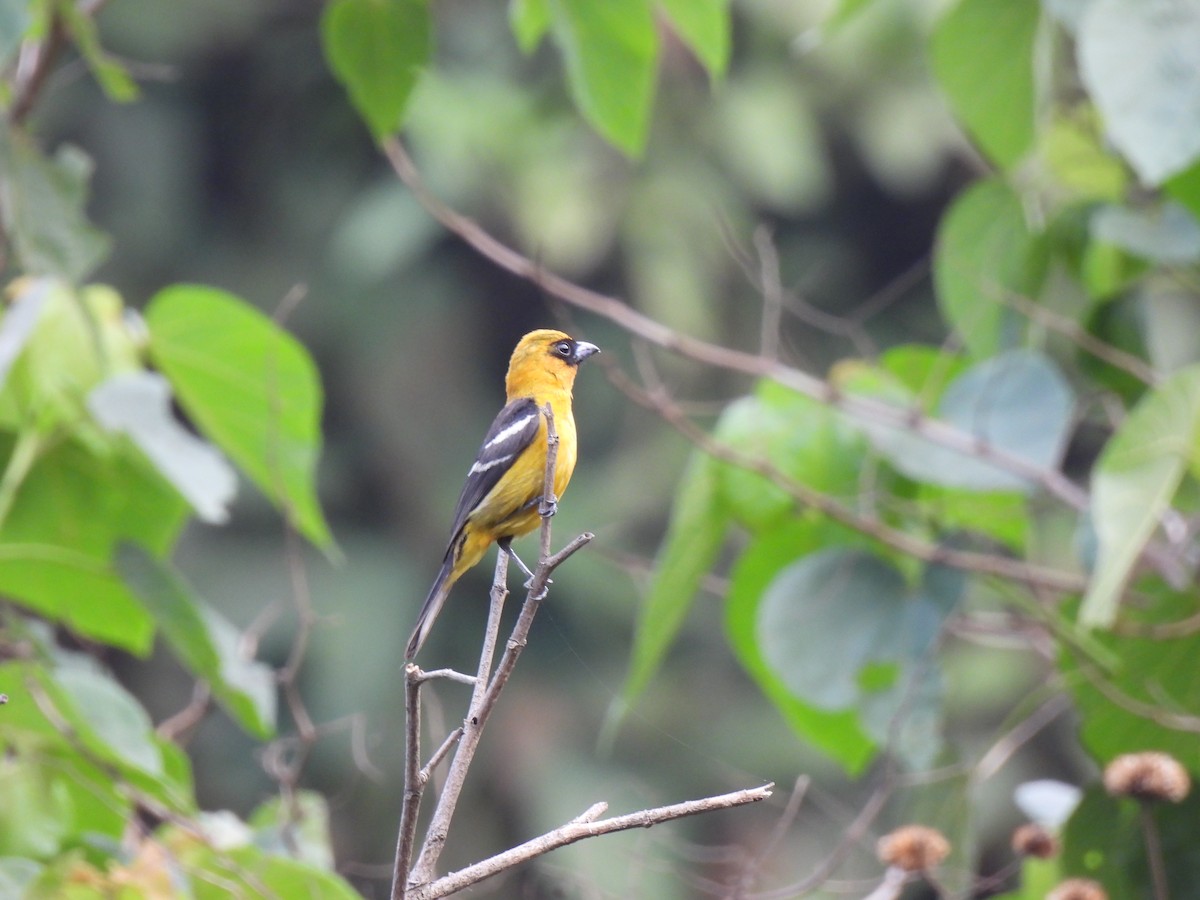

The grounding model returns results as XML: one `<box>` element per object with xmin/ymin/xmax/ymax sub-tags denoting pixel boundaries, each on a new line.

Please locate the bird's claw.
<box><xmin>539</xmin><ymin>498</ymin><xmax>558</xmax><ymax>518</ymax></box>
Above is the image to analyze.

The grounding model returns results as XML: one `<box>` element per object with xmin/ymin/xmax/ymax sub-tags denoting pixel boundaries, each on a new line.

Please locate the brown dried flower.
<box><xmin>1011</xmin><ymin>822</ymin><xmax>1058</xmax><ymax>859</ymax></box>
<box><xmin>1103</xmin><ymin>751</ymin><xmax>1191</xmax><ymax>804</ymax></box>
<box><xmin>1046</xmin><ymin>877</ymin><xmax>1108</xmax><ymax>900</ymax></box>
<box><xmin>876</xmin><ymin>824</ymin><xmax>951</xmax><ymax>872</ymax></box>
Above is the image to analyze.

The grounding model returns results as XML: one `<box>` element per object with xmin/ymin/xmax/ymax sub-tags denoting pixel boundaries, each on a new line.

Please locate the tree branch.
<box><xmin>380</xmin><ymin>136</ymin><xmax>1090</xmax><ymax>514</ymax></box>
<box><xmin>410</xmin><ymin>784</ymin><xmax>775</xmax><ymax>900</ymax></box>
<box><xmin>399</xmin><ymin>405</ymin><xmax>598</xmax><ymax>894</ymax></box>
<box><xmin>612</xmin><ymin>356</ymin><xmax>1088</xmax><ymax>596</ymax></box>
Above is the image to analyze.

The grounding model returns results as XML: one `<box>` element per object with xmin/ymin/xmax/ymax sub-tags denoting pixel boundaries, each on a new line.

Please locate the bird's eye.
<box><xmin>554</xmin><ymin>341</ymin><xmax>572</xmax><ymax>357</ymax></box>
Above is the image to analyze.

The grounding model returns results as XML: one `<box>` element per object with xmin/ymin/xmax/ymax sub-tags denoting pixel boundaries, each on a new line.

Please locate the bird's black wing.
<box><xmin>441</xmin><ymin>397</ymin><xmax>541</xmax><ymax>555</ymax></box>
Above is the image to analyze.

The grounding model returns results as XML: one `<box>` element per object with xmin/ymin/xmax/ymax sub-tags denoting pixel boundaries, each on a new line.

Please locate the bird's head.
<box><xmin>505</xmin><ymin>329</ymin><xmax>600</xmax><ymax>396</ymax></box>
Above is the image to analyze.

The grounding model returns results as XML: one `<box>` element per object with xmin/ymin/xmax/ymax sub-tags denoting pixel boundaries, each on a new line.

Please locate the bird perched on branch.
<box><xmin>406</xmin><ymin>329</ymin><xmax>600</xmax><ymax>658</ymax></box>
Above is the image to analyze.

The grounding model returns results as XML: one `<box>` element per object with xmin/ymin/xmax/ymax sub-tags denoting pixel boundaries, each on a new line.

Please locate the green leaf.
<box><xmin>174</xmin><ymin>839</ymin><xmax>361</xmax><ymax>899</ymax></box>
<box><xmin>916</xmin><ymin>485</ymin><xmax>1029</xmax><ymax>551</ymax></box>
<box><xmin>145</xmin><ymin>285</ymin><xmax>334</xmax><ymax>549</ymax></box>
<box><xmin>1090</xmin><ymin>202</ymin><xmax>1200</xmax><ymax>265</ymax></box>
<box><xmin>42</xmin><ymin>663</ymin><xmax>162</xmax><ymax>777</ymax></box>
<box><xmin>619</xmin><ymin>452</ymin><xmax>726</xmax><ymax>708</ymax></box>
<box><xmin>825</xmin><ymin>0</ymin><xmax>882</xmax><ymax>29</ymax></box>
<box><xmin>0</xmin><ymin>761</ymin><xmax>70</xmax><ymax>858</ymax></box>
<box><xmin>509</xmin><ymin>0</ymin><xmax>550</xmax><ymax>53</ymax></box>
<box><xmin>1065</xmin><ymin>591</ymin><xmax>1200</xmax><ymax>766</ymax></box>
<box><xmin>1062</xmin><ymin>786</ymin><xmax>1200</xmax><ymax>895</ymax></box>
<box><xmin>878</xmin><ymin>343</ymin><xmax>968</xmax><ymax>399</ymax></box>
<box><xmin>934</xmin><ymin>178</ymin><xmax>1048</xmax><ymax>358</ymax></box>
<box><xmin>930</xmin><ymin>0</ymin><xmax>1039</xmax><ymax>169</ymax></box>
<box><xmin>1078</xmin><ymin>0</ymin><xmax>1200</xmax><ymax>185</ymax></box>
<box><xmin>0</xmin><ymin>0</ymin><xmax>31</xmax><ymax>69</ymax></box>
<box><xmin>0</xmin><ymin>858</ymin><xmax>43</xmax><ymax>898</ymax></box>
<box><xmin>0</xmin><ymin>437</ymin><xmax>187</xmax><ymax>653</ymax></box>
<box><xmin>1166</xmin><ymin>160</ymin><xmax>1200</xmax><ymax>222</ymax></box>
<box><xmin>88</xmin><ymin>372</ymin><xmax>238</xmax><ymax>525</ymax></box>
<box><xmin>0</xmin><ymin>125</ymin><xmax>110</xmax><ymax>282</ymax></box>
<box><xmin>991</xmin><ymin>857</ymin><xmax>1062</xmax><ymax>900</ymax></box>
<box><xmin>1041</xmin><ymin>111</ymin><xmax>1129</xmax><ymax>202</ymax></box>
<box><xmin>713</xmin><ymin>382</ymin><xmax>866</xmax><ymax>530</ymax></box>
<box><xmin>1081</xmin><ymin>364</ymin><xmax>1200</xmax><ymax>628</ymax></box>
<box><xmin>249</xmin><ymin>792</ymin><xmax>335</xmax><ymax>868</ymax></box>
<box><xmin>56</xmin><ymin>0</ymin><xmax>139</xmax><ymax>102</ymax></box>
<box><xmin>657</xmin><ymin>0</ymin><xmax>729</xmax><ymax>77</ymax></box>
<box><xmin>548</xmin><ymin>0</ymin><xmax>658</xmax><ymax>155</ymax></box>
<box><xmin>321</xmin><ymin>0</ymin><xmax>432</xmax><ymax>140</ymax></box>
<box><xmin>755</xmin><ymin>548</ymin><xmax>959</xmax><ymax>768</ymax></box>
<box><xmin>116</xmin><ymin>544</ymin><xmax>277</xmax><ymax>739</ymax></box>
<box><xmin>845</xmin><ymin>350</ymin><xmax>1075</xmax><ymax>493</ymax></box>
<box><xmin>0</xmin><ymin>281</ymin><xmax>141</xmax><ymax>435</ymax></box>
<box><xmin>725</xmin><ymin>521</ymin><xmax>876</xmax><ymax>773</ymax></box>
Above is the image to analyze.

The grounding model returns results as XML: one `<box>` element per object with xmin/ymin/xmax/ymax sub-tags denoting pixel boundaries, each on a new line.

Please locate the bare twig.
<box><xmin>753</xmin><ymin>782</ymin><xmax>891</xmax><ymax>900</ymax></box>
<box><xmin>392</xmin><ymin>399</ymin><xmax>759</xmax><ymax>898</ymax></box>
<box><xmin>1000</xmin><ymin>288</ymin><xmax>1159</xmax><ymax>386</ymax></box>
<box><xmin>974</xmin><ymin>693</ymin><xmax>1072</xmax><ymax>783</ymax></box>
<box><xmin>393</xmin><ymin>667</ymin><xmax>426</xmax><ymax>898</ymax></box>
<box><xmin>10</xmin><ymin>17</ymin><xmax>67</xmax><ymax>124</ymax></box>
<box><xmin>155</xmin><ymin>681</ymin><xmax>212</xmax><ymax>743</ymax></box>
<box><xmin>402</xmin><ymin>405</ymin><xmax>591</xmax><ymax>892</ymax></box>
<box><xmin>419</xmin><ymin>727</ymin><xmax>463</xmax><ymax>782</ymax></box>
<box><xmin>753</xmin><ymin>225</ymin><xmax>783</xmax><ymax>360</ymax></box>
<box><xmin>729</xmin><ymin>775</ymin><xmax>810</xmax><ymax>898</ymax></box>
<box><xmin>1078</xmin><ymin>662</ymin><xmax>1200</xmax><ymax>733</ymax></box>
<box><xmin>412</xmin><ymin>669</ymin><xmax>477</xmax><ymax>686</ymax></box>
<box><xmin>612</xmin><ymin>357</ymin><xmax>1087</xmax><ymax>596</ymax></box>
<box><xmin>410</xmin><ymin>785</ymin><xmax>775</xmax><ymax>900</ymax></box>
<box><xmin>405</xmin><ymin>549</ymin><xmax>513</xmax><ymax>888</ymax></box>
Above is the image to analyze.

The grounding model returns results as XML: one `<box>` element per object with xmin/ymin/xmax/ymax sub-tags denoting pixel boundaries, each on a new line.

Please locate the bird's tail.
<box><xmin>406</xmin><ymin>560</ymin><xmax>454</xmax><ymax>659</ymax></box>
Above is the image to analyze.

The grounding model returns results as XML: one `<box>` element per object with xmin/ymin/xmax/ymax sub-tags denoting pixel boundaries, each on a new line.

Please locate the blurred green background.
<box><xmin>29</xmin><ymin>0</ymin><xmax>1079</xmax><ymax>895</ymax></box>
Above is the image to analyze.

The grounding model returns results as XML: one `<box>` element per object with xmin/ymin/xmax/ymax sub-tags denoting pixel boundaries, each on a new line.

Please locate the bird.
<box><xmin>406</xmin><ymin>329</ymin><xmax>600</xmax><ymax>659</ymax></box>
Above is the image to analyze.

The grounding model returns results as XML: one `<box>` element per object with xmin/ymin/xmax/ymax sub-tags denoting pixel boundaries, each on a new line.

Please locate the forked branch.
<box><xmin>390</xmin><ymin>405</ymin><xmax>768</xmax><ymax>897</ymax></box>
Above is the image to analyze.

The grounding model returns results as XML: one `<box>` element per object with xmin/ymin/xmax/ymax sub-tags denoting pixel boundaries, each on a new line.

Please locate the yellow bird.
<box><xmin>406</xmin><ymin>329</ymin><xmax>600</xmax><ymax>658</ymax></box>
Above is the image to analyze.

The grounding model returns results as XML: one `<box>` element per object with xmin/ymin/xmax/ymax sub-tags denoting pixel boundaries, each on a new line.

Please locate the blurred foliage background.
<box><xmin>1</xmin><ymin>0</ymin><xmax>1198</xmax><ymax>896</ymax></box>
<box><xmin>70</xmin><ymin>1</ymin><xmax>979</xmax><ymax>890</ymax></box>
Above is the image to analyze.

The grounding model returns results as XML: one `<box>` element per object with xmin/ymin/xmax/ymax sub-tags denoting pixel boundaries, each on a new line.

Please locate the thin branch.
<box><xmin>1000</xmin><ymin>288</ymin><xmax>1159</xmax><ymax>386</ymax></box>
<box><xmin>404</xmin><ymin>550</ymin><xmax>512</xmax><ymax>889</ymax></box>
<box><xmin>728</xmin><ymin>775</ymin><xmax>810</xmax><ymax>898</ymax></box>
<box><xmin>410</xmin><ymin>785</ymin><xmax>775</xmax><ymax>900</ymax></box>
<box><xmin>612</xmin><ymin>358</ymin><xmax>1087</xmax><ymax>596</ymax></box>
<box><xmin>753</xmin><ymin>782</ymin><xmax>891</xmax><ymax>900</ymax></box>
<box><xmin>1140</xmin><ymin>803</ymin><xmax>1169</xmax><ymax>900</ymax></box>
<box><xmin>406</xmin><ymin>404</ymin><xmax>582</xmax><ymax>890</ymax></box>
<box><xmin>381</xmin><ymin>136</ymin><xmax>1090</xmax><ymax>515</ymax></box>
<box><xmin>155</xmin><ymin>681</ymin><xmax>212</xmax><ymax>744</ymax></box>
<box><xmin>420</xmin><ymin>727</ymin><xmax>463</xmax><ymax>782</ymax></box>
<box><xmin>412</xmin><ymin>668</ymin><xmax>477</xmax><ymax>686</ymax></box>
<box><xmin>393</xmin><ymin>667</ymin><xmax>426</xmax><ymax>899</ymax></box>
<box><xmin>1079</xmin><ymin>663</ymin><xmax>1200</xmax><ymax>733</ymax></box>
<box><xmin>973</xmin><ymin>693</ymin><xmax>1072</xmax><ymax>783</ymax></box>
<box><xmin>753</xmin><ymin>225</ymin><xmax>783</xmax><ymax>360</ymax></box>
<box><xmin>10</xmin><ymin>17</ymin><xmax>67</xmax><ymax>124</ymax></box>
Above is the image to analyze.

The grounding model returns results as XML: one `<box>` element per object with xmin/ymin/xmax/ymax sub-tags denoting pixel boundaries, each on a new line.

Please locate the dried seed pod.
<box><xmin>875</xmin><ymin>824</ymin><xmax>951</xmax><ymax>873</ymax></box>
<box><xmin>1011</xmin><ymin>822</ymin><xmax>1058</xmax><ymax>859</ymax></box>
<box><xmin>1103</xmin><ymin>751</ymin><xmax>1191</xmax><ymax>804</ymax></box>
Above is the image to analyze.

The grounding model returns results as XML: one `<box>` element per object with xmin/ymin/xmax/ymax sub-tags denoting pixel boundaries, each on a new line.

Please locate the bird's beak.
<box><xmin>572</xmin><ymin>341</ymin><xmax>600</xmax><ymax>365</ymax></box>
